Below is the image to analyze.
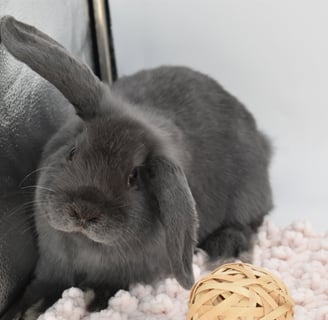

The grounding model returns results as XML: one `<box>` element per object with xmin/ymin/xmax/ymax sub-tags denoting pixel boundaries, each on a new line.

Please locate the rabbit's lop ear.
<box><xmin>149</xmin><ymin>157</ymin><xmax>198</xmax><ymax>289</ymax></box>
<box><xmin>0</xmin><ymin>16</ymin><xmax>102</xmax><ymax>120</ymax></box>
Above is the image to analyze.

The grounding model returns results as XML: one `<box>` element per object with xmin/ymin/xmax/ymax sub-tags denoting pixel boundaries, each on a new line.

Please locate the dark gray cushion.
<box><xmin>0</xmin><ymin>0</ymin><xmax>94</xmax><ymax>313</ymax></box>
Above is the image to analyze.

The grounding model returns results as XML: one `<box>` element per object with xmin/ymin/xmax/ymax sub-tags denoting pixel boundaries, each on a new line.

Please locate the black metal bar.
<box><xmin>88</xmin><ymin>0</ymin><xmax>117</xmax><ymax>83</ymax></box>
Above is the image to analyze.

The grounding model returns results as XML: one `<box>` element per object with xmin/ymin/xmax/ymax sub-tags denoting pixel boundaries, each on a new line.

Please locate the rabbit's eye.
<box><xmin>128</xmin><ymin>167</ymin><xmax>138</xmax><ymax>187</ymax></box>
<box><xmin>67</xmin><ymin>146</ymin><xmax>76</xmax><ymax>161</ymax></box>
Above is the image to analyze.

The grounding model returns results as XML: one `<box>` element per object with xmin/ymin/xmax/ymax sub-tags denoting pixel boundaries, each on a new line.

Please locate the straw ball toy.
<box><xmin>187</xmin><ymin>263</ymin><xmax>294</xmax><ymax>320</ymax></box>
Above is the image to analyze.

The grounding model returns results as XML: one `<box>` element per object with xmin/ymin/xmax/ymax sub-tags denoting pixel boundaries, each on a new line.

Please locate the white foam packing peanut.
<box><xmin>39</xmin><ymin>219</ymin><xmax>328</xmax><ymax>320</ymax></box>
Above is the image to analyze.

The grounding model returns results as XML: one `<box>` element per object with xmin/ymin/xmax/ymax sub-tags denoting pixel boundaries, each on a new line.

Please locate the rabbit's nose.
<box><xmin>68</xmin><ymin>203</ymin><xmax>100</xmax><ymax>224</ymax></box>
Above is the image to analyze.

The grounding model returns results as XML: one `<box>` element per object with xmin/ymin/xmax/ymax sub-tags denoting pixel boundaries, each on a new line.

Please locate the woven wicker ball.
<box><xmin>187</xmin><ymin>263</ymin><xmax>294</xmax><ymax>320</ymax></box>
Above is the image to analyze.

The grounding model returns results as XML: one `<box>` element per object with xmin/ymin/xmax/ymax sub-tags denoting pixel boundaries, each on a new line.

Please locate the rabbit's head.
<box><xmin>0</xmin><ymin>16</ymin><xmax>198</xmax><ymax>289</ymax></box>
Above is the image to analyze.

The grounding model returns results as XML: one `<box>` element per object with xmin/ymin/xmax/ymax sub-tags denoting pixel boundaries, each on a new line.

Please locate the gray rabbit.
<box><xmin>0</xmin><ymin>16</ymin><xmax>272</xmax><ymax>320</ymax></box>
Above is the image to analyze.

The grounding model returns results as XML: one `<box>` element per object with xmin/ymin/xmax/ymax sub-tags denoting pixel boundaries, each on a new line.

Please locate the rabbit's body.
<box><xmin>0</xmin><ymin>16</ymin><xmax>272</xmax><ymax>320</ymax></box>
<box><xmin>112</xmin><ymin>66</ymin><xmax>272</xmax><ymax>242</ymax></box>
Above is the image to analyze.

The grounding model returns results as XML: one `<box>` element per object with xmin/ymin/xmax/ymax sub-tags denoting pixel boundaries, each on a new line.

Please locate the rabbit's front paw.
<box><xmin>199</xmin><ymin>226</ymin><xmax>253</xmax><ymax>260</ymax></box>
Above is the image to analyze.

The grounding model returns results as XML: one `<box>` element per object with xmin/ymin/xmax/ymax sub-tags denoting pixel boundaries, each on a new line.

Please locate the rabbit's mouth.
<box><xmin>46</xmin><ymin>218</ymin><xmax>82</xmax><ymax>234</ymax></box>
<box><xmin>47</xmin><ymin>213</ymin><xmax>122</xmax><ymax>246</ymax></box>
<box><xmin>48</xmin><ymin>220</ymin><xmax>110</xmax><ymax>245</ymax></box>
<box><xmin>80</xmin><ymin>229</ymin><xmax>109</xmax><ymax>244</ymax></box>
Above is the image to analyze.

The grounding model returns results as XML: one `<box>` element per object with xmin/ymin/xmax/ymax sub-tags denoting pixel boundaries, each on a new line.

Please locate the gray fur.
<box><xmin>0</xmin><ymin>16</ymin><xmax>272</xmax><ymax>319</ymax></box>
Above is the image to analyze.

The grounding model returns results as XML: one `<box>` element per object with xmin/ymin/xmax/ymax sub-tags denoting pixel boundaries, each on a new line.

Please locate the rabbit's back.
<box><xmin>112</xmin><ymin>66</ymin><xmax>272</xmax><ymax>242</ymax></box>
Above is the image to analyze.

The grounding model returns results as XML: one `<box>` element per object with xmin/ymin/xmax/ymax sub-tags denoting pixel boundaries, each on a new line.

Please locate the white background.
<box><xmin>110</xmin><ymin>0</ymin><xmax>328</xmax><ymax>231</ymax></box>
